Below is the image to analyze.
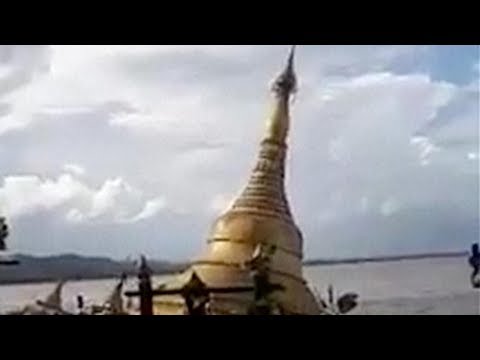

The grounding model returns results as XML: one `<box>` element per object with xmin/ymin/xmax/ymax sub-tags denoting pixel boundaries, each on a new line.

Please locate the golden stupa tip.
<box><xmin>272</xmin><ymin>45</ymin><xmax>297</xmax><ymax>96</ymax></box>
<box><xmin>287</xmin><ymin>45</ymin><xmax>296</xmax><ymax>72</ymax></box>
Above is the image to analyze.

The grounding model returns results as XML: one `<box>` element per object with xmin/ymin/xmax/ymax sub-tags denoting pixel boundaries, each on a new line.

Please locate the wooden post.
<box><xmin>138</xmin><ymin>256</ymin><xmax>153</xmax><ymax>315</ymax></box>
<box><xmin>470</xmin><ymin>243</ymin><xmax>480</xmax><ymax>289</ymax></box>
<box><xmin>0</xmin><ymin>217</ymin><xmax>8</xmax><ymax>251</ymax></box>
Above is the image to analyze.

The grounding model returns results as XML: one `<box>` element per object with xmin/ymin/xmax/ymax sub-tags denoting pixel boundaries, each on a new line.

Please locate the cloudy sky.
<box><xmin>0</xmin><ymin>45</ymin><xmax>478</xmax><ymax>261</ymax></box>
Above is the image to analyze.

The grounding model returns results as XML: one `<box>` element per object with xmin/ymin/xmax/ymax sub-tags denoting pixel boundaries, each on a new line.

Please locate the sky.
<box><xmin>0</xmin><ymin>45</ymin><xmax>478</xmax><ymax>261</ymax></box>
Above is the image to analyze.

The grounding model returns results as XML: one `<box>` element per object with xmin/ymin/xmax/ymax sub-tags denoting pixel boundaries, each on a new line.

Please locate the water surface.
<box><xmin>0</xmin><ymin>257</ymin><xmax>478</xmax><ymax>314</ymax></box>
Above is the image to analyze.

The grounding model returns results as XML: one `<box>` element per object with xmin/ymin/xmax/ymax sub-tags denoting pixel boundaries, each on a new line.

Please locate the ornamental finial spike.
<box><xmin>272</xmin><ymin>45</ymin><xmax>297</xmax><ymax>96</ymax></box>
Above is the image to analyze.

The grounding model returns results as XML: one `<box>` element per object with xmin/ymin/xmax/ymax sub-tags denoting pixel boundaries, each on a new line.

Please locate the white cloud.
<box><xmin>65</xmin><ymin>208</ymin><xmax>86</xmax><ymax>224</ymax></box>
<box><xmin>410</xmin><ymin>136</ymin><xmax>441</xmax><ymax>166</ymax></box>
<box><xmin>124</xmin><ymin>197</ymin><xmax>167</xmax><ymax>223</ymax></box>
<box><xmin>0</xmin><ymin>46</ymin><xmax>51</xmax><ymax>135</ymax></box>
<box><xmin>0</xmin><ymin>174</ymin><xmax>90</xmax><ymax>217</ymax></box>
<box><xmin>0</xmin><ymin>172</ymin><xmax>164</xmax><ymax>224</ymax></box>
<box><xmin>295</xmin><ymin>66</ymin><xmax>477</xmax><ymax>258</ymax></box>
<box><xmin>88</xmin><ymin>178</ymin><xmax>138</xmax><ymax>219</ymax></box>
<box><xmin>0</xmin><ymin>46</ymin><xmax>428</xmax><ymax>137</ymax></box>
<box><xmin>63</xmin><ymin>163</ymin><xmax>85</xmax><ymax>176</ymax></box>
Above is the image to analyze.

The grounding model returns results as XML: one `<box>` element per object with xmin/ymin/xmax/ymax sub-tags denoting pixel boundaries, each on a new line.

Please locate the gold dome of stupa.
<box><xmin>154</xmin><ymin>46</ymin><xmax>321</xmax><ymax>315</ymax></box>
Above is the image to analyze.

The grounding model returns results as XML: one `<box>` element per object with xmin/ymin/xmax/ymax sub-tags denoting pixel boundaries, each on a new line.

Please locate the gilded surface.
<box><xmin>155</xmin><ymin>47</ymin><xmax>321</xmax><ymax>315</ymax></box>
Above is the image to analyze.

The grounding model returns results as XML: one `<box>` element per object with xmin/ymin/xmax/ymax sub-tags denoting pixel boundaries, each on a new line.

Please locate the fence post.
<box><xmin>138</xmin><ymin>256</ymin><xmax>153</xmax><ymax>315</ymax></box>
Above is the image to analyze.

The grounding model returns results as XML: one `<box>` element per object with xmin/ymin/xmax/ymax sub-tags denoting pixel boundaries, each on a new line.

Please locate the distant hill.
<box><xmin>0</xmin><ymin>254</ymin><xmax>187</xmax><ymax>285</ymax></box>
<box><xmin>0</xmin><ymin>251</ymin><xmax>470</xmax><ymax>285</ymax></box>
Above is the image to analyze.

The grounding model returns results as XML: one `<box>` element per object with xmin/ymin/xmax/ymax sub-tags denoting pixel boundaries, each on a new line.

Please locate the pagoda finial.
<box><xmin>272</xmin><ymin>45</ymin><xmax>297</xmax><ymax>97</ymax></box>
<box><xmin>263</xmin><ymin>45</ymin><xmax>298</xmax><ymax>144</ymax></box>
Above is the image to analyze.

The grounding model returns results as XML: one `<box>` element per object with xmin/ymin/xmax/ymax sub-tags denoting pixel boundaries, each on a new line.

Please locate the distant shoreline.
<box><xmin>0</xmin><ymin>251</ymin><xmax>469</xmax><ymax>286</ymax></box>
<box><xmin>303</xmin><ymin>251</ymin><xmax>468</xmax><ymax>267</ymax></box>
<box><xmin>0</xmin><ymin>270</ymin><xmax>177</xmax><ymax>286</ymax></box>
<box><xmin>0</xmin><ymin>253</ymin><xmax>187</xmax><ymax>286</ymax></box>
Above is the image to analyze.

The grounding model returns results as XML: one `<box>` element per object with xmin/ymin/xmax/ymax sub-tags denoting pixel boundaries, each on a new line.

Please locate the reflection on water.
<box><xmin>0</xmin><ymin>257</ymin><xmax>478</xmax><ymax>314</ymax></box>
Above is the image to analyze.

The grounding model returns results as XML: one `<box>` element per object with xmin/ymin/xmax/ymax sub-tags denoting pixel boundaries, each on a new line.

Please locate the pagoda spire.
<box><xmin>272</xmin><ymin>45</ymin><xmax>297</xmax><ymax>96</ymax></box>
<box><xmin>153</xmin><ymin>46</ymin><xmax>321</xmax><ymax>315</ymax></box>
<box><xmin>263</xmin><ymin>45</ymin><xmax>297</xmax><ymax>146</ymax></box>
<box><xmin>229</xmin><ymin>46</ymin><xmax>300</xmax><ymax>223</ymax></box>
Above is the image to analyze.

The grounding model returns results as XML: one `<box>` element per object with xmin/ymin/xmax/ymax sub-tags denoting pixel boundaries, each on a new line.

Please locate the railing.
<box><xmin>125</xmin><ymin>246</ymin><xmax>284</xmax><ymax>315</ymax></box>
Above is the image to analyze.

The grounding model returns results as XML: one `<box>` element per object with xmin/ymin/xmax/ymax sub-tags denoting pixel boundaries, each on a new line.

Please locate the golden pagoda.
<box><xmin>154</xmin><ymin>46</ymin><xmax>321</xmax><ymax>315</ymax></box>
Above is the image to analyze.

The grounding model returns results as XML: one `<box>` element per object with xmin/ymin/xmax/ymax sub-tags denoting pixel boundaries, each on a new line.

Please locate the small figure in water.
<box><xmin>469</xmin><ymin>243</ymin><xmax>480</xmax><ymax>289</ymax></box>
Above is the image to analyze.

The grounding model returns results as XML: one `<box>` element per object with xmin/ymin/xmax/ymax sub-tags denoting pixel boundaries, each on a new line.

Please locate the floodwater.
<box><xmin>0</xmin><ymin>256</ymin><xmax>478</xmax><ymax>315</ymax></box>
<box><xmin>304</xmin><ymin>257</ymin><xmax>479</xmax><ymax>315</ymax></box>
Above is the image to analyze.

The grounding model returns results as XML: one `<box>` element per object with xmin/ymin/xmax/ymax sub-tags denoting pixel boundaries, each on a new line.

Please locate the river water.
<box><xmin>0</xmin><ymin>256</ymin><xmax>478</xmax><ymax>315</ymax></box>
